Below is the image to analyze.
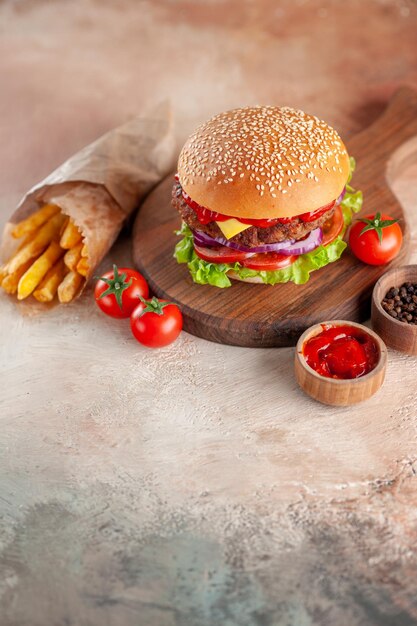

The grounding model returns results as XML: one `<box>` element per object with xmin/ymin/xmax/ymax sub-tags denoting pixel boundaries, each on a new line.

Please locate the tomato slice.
<box><xmin>321</xmin><ymin>206</ymin><xmax>344</xmax><ymax>247</ymax></box>
<box><xmin>194</xmin><ymin>243</ymin><xmax>254</xmax><ymax>264</ymax></box>
<box><xmin>241</xmin><ymin>253</ymin><xmax>297</xmax><ymax>271</ymax></box>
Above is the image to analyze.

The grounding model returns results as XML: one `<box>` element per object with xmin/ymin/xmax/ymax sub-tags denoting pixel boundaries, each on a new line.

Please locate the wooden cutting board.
<box><xmin>132</xmin><ymin>87</ymin><xmax>415</xmax><ymax>347</ymax></box>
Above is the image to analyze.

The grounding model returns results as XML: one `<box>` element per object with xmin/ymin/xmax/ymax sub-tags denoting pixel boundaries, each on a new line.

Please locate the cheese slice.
<box><xmin>216</xmin><ymin>218</ymin><xmax>251</xmax><ymax>239</ymax></box>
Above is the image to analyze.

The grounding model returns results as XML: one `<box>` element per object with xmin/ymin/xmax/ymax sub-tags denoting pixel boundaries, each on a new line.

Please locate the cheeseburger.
<box><xmin>174</xmin><ymin>106</ymin><xmax>362</xmax><ymax>287</ymax></box>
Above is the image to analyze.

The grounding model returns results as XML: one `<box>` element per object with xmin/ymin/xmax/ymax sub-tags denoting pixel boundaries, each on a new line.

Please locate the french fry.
<box><xmin>33</xmin><ymin>259</ymin><xmax>67</xmax><ymax>303</ymax></box>
<box><xmin>17</xmin><ymin>230</ymin><xmax>36</xmax><ymax>251</ymax></box>
<box><xmin>76</xmin><ymin>257</ymin><xmax>89</xmax><ymax>277</ymax></box>
<box><xmin>0</xmin><ymin>265</ymin><xmax>8</xmax><ymax>283</ymax></box>
<box><xmin>60</xmin><ymin>216</ymin><xmax>69</xmax><ymax>236</ymax></box>
<box><xmin>81</xmin><ymin>244</ymin><xmax>88</xmax><ymax>258</ymax></box>
<box><xmin>11</xmin><ymin>204</ymin><xmax>60</xmax><ymax>239</ymax></box>
<box><xmin>7</xmin><ymin>213</ymin><xmax>65</xmax><ymax>274</ymax></box>
<box><xmin>1</xmin><ymin>259</ymin><xmax>34</xmax><ymax>294</ymax></box>
<box><xmin>60</xmin><ymin>219</ymin><xmax>82</xmax><ymax>249</ymax></box>
<box><xmin>57</xmin><ymin>271</ymin><xmax>83</xmax><ymax>303</ymax></box>
<box><xmin>17</xmin><ymin>241</ymin><xmax>64</xmax><ymax>300</ymax></box>
<box><xmin>64</xmin><ymin>242</ymin><xmax>82</xmax><ymax>272</ymax></box>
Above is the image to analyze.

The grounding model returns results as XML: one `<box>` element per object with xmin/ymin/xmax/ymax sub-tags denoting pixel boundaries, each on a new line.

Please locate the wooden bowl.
<box><xmin>294</xmin><ymin>320</ymin><xmax>387</xmax><ymax>406</ymax></box>
<box><xmin>372</xmin><ymin>265</ymin><xmax>417</xmax><ymax>355</ymax></box>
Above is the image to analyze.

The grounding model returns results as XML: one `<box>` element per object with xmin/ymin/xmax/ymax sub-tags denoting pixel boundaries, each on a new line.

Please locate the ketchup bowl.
<box><xmin>294</xmin><ymin>320</ymin><xmax>387</xmax><ymax>406</ymax></box>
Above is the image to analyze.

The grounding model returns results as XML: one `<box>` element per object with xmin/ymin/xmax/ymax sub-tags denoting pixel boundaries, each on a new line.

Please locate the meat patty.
<box><xmin>172</xmin><ymin>182</ymin><xmax>335</xmax><ymax>247</ymax></box>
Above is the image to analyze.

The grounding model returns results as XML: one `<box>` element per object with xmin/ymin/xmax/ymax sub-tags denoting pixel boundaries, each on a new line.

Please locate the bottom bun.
<box><xmin>227</xmin><ymin>270</ymin><xmax>265</xmax><ymax>284</ymax></box>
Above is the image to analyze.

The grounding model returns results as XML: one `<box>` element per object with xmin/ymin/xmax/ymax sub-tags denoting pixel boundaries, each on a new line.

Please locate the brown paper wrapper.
<box><xmin>1</xmin><ymin>101</ymin><xmax>175</xmax><ymax>301</ymax></box>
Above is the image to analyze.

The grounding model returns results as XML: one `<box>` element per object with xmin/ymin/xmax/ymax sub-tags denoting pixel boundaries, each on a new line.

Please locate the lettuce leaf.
<box><xmin>174</xmin><ymin>158</ymin><xmax>363</xmax><ymax>288</ymax></box>
<box><xmin>340</xmin><ymin>156</ymin><xmax>363</xmax><ymax>224</ymax></box>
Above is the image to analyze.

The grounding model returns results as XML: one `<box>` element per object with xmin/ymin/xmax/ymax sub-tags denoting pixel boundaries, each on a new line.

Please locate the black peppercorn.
<box><xmin>382</xmin><ymin>282</ymin><xmax>417</xmax><ymax>325</ymax></box>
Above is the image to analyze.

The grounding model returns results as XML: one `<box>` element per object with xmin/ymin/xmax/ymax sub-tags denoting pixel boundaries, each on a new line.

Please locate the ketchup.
<box><xmin>181</xmin><ymin>190</ymin><xmax>229</xmax><ymax>224</ymax></box>
<box><xmin>181</xmin><ymin>186</ymin><xmax>335</xmax><ymax>228</ymax></box>
<box><xmin>302</xmin><ymin>325</ymin><xmax>379</xmax><ymax>380</ymax></box>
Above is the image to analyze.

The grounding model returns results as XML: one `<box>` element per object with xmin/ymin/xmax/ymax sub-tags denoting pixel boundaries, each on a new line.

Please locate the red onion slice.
<box><xmin>192</xmin><ymin>229</ymin><xmax>295</xmax><ymax>252</ymax></box>
<box><xmin>193</xmin><ymin>228</ymin><xmax>323</xmax><ymax>256</ymax></box>
<box><xmin>276</xmin><ymin>228</ymin><xmax>323</xmax><ymax>255</ymax></box>
<box><xmin>336</xmin><ymin>187</ymin><xmax>346</xmax><ymax>206</ymax></box>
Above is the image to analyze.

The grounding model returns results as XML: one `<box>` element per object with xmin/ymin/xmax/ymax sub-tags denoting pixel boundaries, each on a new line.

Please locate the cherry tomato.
<box><xmin>241</xmin><ymin>253</ymin><xmax>297</xmax><ymax>271</ymax></box>
<box><xmin>95</xmin><ymin>265</ymin><xmax>149</xmax><ymax>318</ymax></box>
<box><xmin>130</xmin><ymin>297</ymin><xmax>183</xmax><ymax>348</ymax></box>
<box><xmin>321</xmin><ymin>206</ymin><xmax>344</xmax><ymax>247</ymax></box>
<box><xmin>349</xmin><ymin>212</ymin><xmax>402</xmax><ymax>266</ymax></box>
<box><xmin>194</xmin><ymin>243</ymin><xmax>254</xmax><ymax>264</ymax></box>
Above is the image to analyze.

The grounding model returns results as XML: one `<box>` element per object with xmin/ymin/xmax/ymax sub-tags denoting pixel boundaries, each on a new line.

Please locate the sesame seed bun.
<box><xmin>178</xmin><ymin>106</ymin><xmax>350</xmax><ymax>220</ymax></box>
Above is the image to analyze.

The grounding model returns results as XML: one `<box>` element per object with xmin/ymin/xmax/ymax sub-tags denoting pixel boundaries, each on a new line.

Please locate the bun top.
<box><xmin>178</xmin><ymin>106</ymin><xmax>350</xmax><ymax>219</ymax></box>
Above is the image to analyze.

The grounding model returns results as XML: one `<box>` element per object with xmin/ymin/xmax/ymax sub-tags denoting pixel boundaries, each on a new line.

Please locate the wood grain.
<box><xmin>133</xmin><ymin>87</ymin><xmax>416</xmax><ymax>347</ymax></box>
<box><xmin>372</xmin><ymin>264</ymin><xmax>417</xmax><ymax>354</ymax></box>
<box><xmin>294</xmin><ymin>320</ymin><xmax>387</xmax><ymax>406</ymax></box>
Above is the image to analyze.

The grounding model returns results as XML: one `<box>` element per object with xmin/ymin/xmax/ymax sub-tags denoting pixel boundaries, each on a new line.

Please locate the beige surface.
<box><xmin>1</xmin><ymin>1</ymin><xmax>417</xmax><ymax>625</ymax></box>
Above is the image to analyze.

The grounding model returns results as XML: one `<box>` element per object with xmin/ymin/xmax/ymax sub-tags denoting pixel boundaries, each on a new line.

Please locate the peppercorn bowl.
<box><xmin>372</xmin><ymin>265</ymin><xmax>417</xmax><ymax>355</ymax></box>
<box><xmin>294</xmin><ymin>320</ymin><xmax>387</xmax><ymax>406</ymax></box>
